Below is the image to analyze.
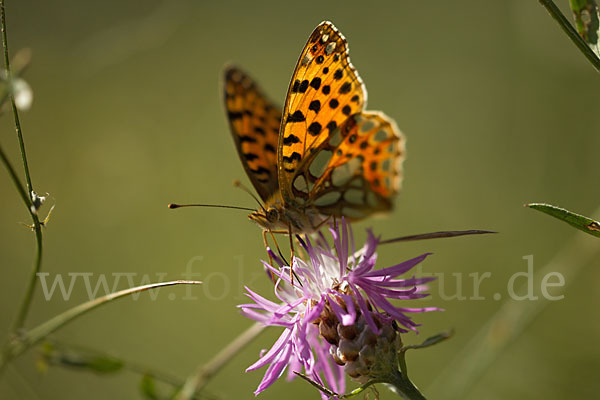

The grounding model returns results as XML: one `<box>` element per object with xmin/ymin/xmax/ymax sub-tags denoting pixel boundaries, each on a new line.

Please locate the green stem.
<box><xmin>427</xmin><ymin>206</ymin><xmax>600</xmax><ymax>399</ymax></box>
<box><xmin>0</xmin><ymin>143</ymin><xmax>30</xmax><ymax>208</ymax></box>
<box><xmin>0</xmin><ymin>0</ymin><xmax>44</xmax><ymax>333</ymax></box>
<box><xmin>538</xmin><ymin>0</ymin><xmax>600</xmax><ymax>72</ymax></box>
<box><xmin>0</xmin><ymin>280</ymin><xmax>202</xmax><ymax>375</ymax></box>
<box><xmin>1</xmin><ymin>0</ymin><xmax>33</xmax><ymax>192</ymax></box>
<box><xmin>389</xmin><ymin>370</ymin><xmax>427</xmax><ymax>400</ymax></box>
<box><xmin>175</xmin><ymin>322</ymin><xmax>265</xmax><ymax>400</ymax></box>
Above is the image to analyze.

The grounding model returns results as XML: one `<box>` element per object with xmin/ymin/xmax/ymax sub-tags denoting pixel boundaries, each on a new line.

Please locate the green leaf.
<box><xmin>570</xmin><ymin>0</ymin><xmax>600</xmax><ymax>56</ymax></box>
<box><xmin>527</xmin><ymin>203</ymin><xmax>600</xmax><ymax>238</ymax></box>
<box><xmin>86</xmin><ymin>356</ymin><xmax>124</xmax><ymax>374</ymax></box>
<box><xmin>140</xmin><ymin>374</ymin><xmax>159</xmax><ymax>400</ymax></box>
<box><xmin>401</xmin><ymin>330</ymin><xmax>454</xmax><ymax>352</ymax></box>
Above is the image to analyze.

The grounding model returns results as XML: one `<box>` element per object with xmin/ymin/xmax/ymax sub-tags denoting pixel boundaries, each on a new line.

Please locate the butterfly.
<box><xmin>224</xmin><ymin>21</ymin><xmax>405</xmax><ymax>241</ymax></box>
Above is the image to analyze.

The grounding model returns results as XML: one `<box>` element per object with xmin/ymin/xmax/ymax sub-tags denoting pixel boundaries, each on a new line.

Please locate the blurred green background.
<box><xmin>1</xmin><ymin>0</ymin><xmax>599</xmax><ymax>399</ymax></box>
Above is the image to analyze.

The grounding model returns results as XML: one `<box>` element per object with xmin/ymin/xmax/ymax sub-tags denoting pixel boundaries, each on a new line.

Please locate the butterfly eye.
<box><xmin>266</xmin><ymin>208</ymin><xmax>279</xmax><ymax>222</ymax></box>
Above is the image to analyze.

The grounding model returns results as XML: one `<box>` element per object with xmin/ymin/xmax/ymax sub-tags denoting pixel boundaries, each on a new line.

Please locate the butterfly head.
<box><xmin>249</xmin><ymin>205</ymin><xmax>284</xmax><ymax>231</ymax></box>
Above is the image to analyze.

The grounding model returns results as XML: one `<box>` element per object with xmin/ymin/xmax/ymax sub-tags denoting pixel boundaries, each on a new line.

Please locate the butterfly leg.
<box><xmin>313</xmin><ymin>214</ymin><xmax>333</xmax><ymax>231</ymax></box>
<box><xmin>268</xmin><ymin>230</ymin><xmax>290</xmax><ymax>264</ymax></box>
<box><xmin>287</xmin><ymin>222</ymin><xmax>296</xmax><ymax>284</ymax></box>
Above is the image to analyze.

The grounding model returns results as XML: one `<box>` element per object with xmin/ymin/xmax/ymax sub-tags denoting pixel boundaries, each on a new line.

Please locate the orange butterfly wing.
<box><xmin>277</xmin><ymin>21</ymin><xmax>404</xmax><ymax>219</ymax></box>
<box><xmin>224</xmin><ymin>66</ymin><xmax>281</xmax><ymax>202</ymax></box>
<box><xmin>307</xmin><ymin>112</ymin><xmax>404</xmax><ymax>219</ymax></box>
<box><xmin>278</xmin><ymin>22</ymin><xmax>366</xmax><ymax>196</ymax></box>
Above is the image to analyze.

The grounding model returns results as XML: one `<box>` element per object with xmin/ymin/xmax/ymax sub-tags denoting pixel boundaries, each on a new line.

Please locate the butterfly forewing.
<box><xmin>224</xmin><ymin>66</ymin><xmax>281</xmax><ymax>202</ymax></box>
<box><xmin>278</xmin><ymin>21</ymin><xmax>367</xmax><ymax>202</ymax></box>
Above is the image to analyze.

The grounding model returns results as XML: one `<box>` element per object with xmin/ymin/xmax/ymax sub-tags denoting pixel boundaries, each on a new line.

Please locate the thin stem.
<box><xmin>1</xmin><ymin>0</ymin><xmax>33</xmax><ymax>193</ymax></box>
<box><xmin>427</xmin><ymin>205</ymin><xmax>600</xmax><ymax>399</ymax></box>
<box><xmin>0</xmin><ymin>280</ymin><xmax>202</xmax><ymax>375</ymax></box>
<box><xmin>175</xmin><ymin>322</ymin><xmax>266</xmax><ymax>400</ymax></box>
<box><xmin>538</xmin><ymin>0</ymin><xmax>600</xmax><ymax>72</ymax></box>
<box><xmin>0</xmin><ymin>0</ymin><xmax>44</xmax><ymax>333</ymax></box>
<box><xmin>11</xmin><ymin>223</ymin><xmax>43</xmax><ymax>329</ymax></box>
<box><xmin>0</xmin><ymin>143</ymin><xmax>30</xmax><ymax>208</ymax></box>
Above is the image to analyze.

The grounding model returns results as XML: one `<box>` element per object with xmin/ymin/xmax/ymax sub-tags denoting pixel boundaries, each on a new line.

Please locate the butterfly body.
<box><xmin>249</xmin><ymin>193</ymin><xmax>329</xmax><ymax>234</ymax></box>
<box><xmin>224</xmin><ymin>21</ymin><xmax>405</xmax><ymax>238</ymax></box>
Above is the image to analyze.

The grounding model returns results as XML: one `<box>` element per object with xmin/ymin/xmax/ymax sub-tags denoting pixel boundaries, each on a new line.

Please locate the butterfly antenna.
<box><xmin>233</xmin><ymin>180</ymin><xmax>267</xmax><ymax>213</ymax></box>
<box><xmin>168</xmin><ymin>203</ymin><xmax>255</xmax><ymax>212</ymax></box>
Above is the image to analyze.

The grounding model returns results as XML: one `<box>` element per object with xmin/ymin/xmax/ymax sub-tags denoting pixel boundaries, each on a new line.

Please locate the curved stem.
<box><xmin>427</xmin><ymin>208</ymin><xmax>600</xmax><ymax>399</ymax></box>
<box><xmin>1</xmin><ymin>0</ymin><xmax>33</xmax><ymax>192</ymax></box>
<box><xmin>0</xmin><ymin>0</ymin><xmax>44</xmax><ymax>333</ymax></box>
<box><xmin>0</xmin><ymin>280</ymin><xmax>202</xmax><ymax>375</ymax></box>
<box><xmin>0</xmin><ymin>143</ymin><xmax>29</xmax><ymax>208</ymax></box>
<box><xmin>538</xmin><ymin>0</ymin><xmax>600</xmax><ymax>72</ymax></box>
<box><xmin>175</xmin><ymin>322</ymin><xmax>266</xmax><ymax>400</ymax></box>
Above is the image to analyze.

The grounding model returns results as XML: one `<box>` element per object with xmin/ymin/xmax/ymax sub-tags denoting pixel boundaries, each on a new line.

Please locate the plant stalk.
<box><xmin>539</xmin><ymin>0</ymin><xmax>600</xmax><ymax>72</ymax></box>
<box><xmin>0</xmin><ymin>0</ymin><xmax>44</xmax><ymax>334</ymax></box>
<box><xmin>389</xmin><ymin>370</ymin><xmax>427</xmax><ymax>400</ymax></box>
<box><xmin>175</xmin><ymin>322</ymin><xmax>266</xmax><ymax>400</ymax></box>
<box><xmin>0</xmin><ymin>280</ymin><xmax>202</xmax><ymax>375</ymax></box>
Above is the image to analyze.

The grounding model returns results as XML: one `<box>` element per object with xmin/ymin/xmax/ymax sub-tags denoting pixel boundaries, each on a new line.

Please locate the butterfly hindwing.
<box><xmin>278</xmin><ymin>21</ymin><xmax>367</xmax><ymax>202</ymax></box>
<box><xmin>224</xmin><ymin>66</ymin><xmax>281</xmax><ymax>202</ymax></box>
<box><xmin>290</xmin><ymin>111</ymin><xmax>404</xmax><ymax>219</ymax></box>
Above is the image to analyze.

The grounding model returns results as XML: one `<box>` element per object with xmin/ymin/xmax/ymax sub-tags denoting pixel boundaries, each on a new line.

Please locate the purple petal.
<box><xmin>266</xmin><ymin>247</ymin><xmax>287</xmax><ymax>268</ymax></box>
<box><xmin>327</xmin><ymin>292</ymin><xmax>356</xmax><ymax>326</ymax></box>
<box><xmin>253</xmin><ymin>340</ymin><xmax>293</xmax><ymax>395</ymax></box>
<box><xmin>350</xmin><ymin>283</ymin><xmax>381</xmax><ymax>335</ymax></box>
<box><xmin>360</xmin><ymin>253</ymin><xmax>431</xmax><ymax>278</ymax></box>
<box><xmin>247</xmin><ymin>329</ymin><xmax>292</xmax><ymax>372</ymax></box>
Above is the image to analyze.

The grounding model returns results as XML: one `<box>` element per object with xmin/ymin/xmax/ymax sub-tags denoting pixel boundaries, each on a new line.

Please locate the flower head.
<box><xmin>239</xmin><ymin>219</ymin><xmax>439</xmax><ymax>396</ymax></box>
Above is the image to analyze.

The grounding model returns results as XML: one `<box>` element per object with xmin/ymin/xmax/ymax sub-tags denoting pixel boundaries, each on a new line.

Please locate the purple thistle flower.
<box><xmin>239</xmin><ymin>219</ymin><xmax>439</xmax><ymax>396</ymax></box>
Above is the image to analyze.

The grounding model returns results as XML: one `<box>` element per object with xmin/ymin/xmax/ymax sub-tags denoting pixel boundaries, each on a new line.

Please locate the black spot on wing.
<box><xmin>244</xmin><ymin>153</ymin><xmax>259</xmax><ymax>161</ymax></box>
<box><xmin>310</xmin><ymin>77</ymin><xmax>321</xmax><ymax>90</ymax></box>
<box><xmin>308</xmin><ymin>122</ymin><xmax>322</xmax><ymax>136</ymax></box>
<box><xmin>292</xmin><ymin>80</ymin><xmax>300</xmax><ymax>93</ymax></box>
<box><xmin>339</xmin><ymin>82</ymin><xmax>352</xmax><ymax>94</ymax></box>
<box><xmin>309</xmin><ymin>100</ymin><xmax>321</xmax><ymax>113</ymax></box>
<box><xmin>228</xmin><ymin>111</ymin><xmax>243</xmax><ymax>120</ymax></box>
<box><xmin>249</xmin><ymin>166</ymin><xmax>271</xmax><ymax>175</ymax></box>
<box><xmin>299</xmin><ymin>80</ymin><xmax>309</xmax><ymax>93</ymax></box>
<box><xmin>283</xmin><ymin>134</ymin><xmax>301</xmax><ymax>146</ymax></box>
<box><xmin>287</xmin><ymin>110</ymin><xmax>306</xmax><ymax>123</ymax></box>
<box><xmin>283</xmin><ymin>152</ymin><xmax>302</xmax><ymax>163</ymax></box>
<box><xmin>239</xmin><ymin>135</ymin><xmax>257</xmax><ymax>143</ymax></box>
